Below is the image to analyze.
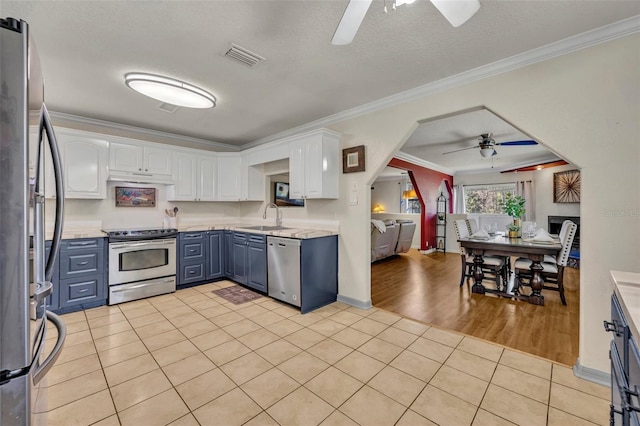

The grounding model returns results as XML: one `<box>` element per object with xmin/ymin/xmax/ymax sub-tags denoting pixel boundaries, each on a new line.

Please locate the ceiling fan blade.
<box><xmin>331</xmin><ymin>0</ymin><xmax>373</xmax><ymax>45</ymax></box>
<box><xmin>430</xmin><ymin>0</ymin><xmax>480</xmax><ymax>28</ymax></box>
<box><xmin>496</xmin><ymin>140</ymin><xmax>538</xmax><ymax>146</ymax></box>
<box><xmin>442</xmin><ymin>145</ymin><xmax>480</xmax><ymax>155</ymax></box>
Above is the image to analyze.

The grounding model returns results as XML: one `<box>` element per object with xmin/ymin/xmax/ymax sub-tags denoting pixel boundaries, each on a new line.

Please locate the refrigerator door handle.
<box><xmin>33</xmin><ymin>281</ymin><xmax>53</xmax><ymax>303</ymax></box>
<box><xmin>39</xmin><ymin>104</ymin><xmax>64</xmax><ymax>281</ymax></box>
<box><xmin>31</xmin><ymin>311</ymin><xmax>66</xmax><ymax>385</ymax></box>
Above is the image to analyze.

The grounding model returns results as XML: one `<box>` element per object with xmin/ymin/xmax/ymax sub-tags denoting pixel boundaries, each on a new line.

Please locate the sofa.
<box><xmin>371</xmin><ymin>219</ymin><xmax>416</xmax><ymax>262</ymax></box>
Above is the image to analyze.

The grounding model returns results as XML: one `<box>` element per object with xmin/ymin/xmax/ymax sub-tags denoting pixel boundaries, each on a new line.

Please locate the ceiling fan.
<box><xmin>442</xmin><ymin>133</ymin><xmax>538</xmax><ymax>158</ymax></box>
<box><xmin>331</xmin><ymin>0</ymin><xmax>481</xmax><ymax>45</ymax></box>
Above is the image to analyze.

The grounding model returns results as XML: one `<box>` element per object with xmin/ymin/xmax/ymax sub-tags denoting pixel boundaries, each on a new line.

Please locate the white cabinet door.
<box><xmin>109</xmin><ymin>142</ymin><xmax>143</xmax><ymax>173</ymax></box>
<box><xmin>168</xmin><ymin>151</ymin><xmax>197</xmax><ymax>201</ymax></box>
<box><xmin>144</xmin><ymin>146</ymin><xmax>173</xmax><ymax>176</ymax></box>
<box><xmin>288</xmin><ymin>130</ymin><xmax>339</xmax><ymax>199</ymax></box>
<box><xmin>61</xmin><ymin>136</ymin><xmax>108</xmax><ymax>199</ymax></box>
<box><xmin>288</xmin><ymin>140</ymin><xmax>305</xmax><ymax>200</ymax></box>
<box><xmin>198</xmin><ymin>155</ymin><xmax>217</xmax><ymax>201</ymax></box>
<box><xmin>217</xmin><ymin>155</ymin><xmax>242</xmax><ymax>201</ymax></box>
<box><xmin>241</xmin><ymin>154</ymin><xmax>264</xmax><ymax>201</ymax></box>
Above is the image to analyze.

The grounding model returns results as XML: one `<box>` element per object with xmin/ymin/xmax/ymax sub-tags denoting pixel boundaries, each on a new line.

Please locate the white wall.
<box><xmin>371</xmin><ymin>178</ymin><xmax>402</xmax><ymax>213</ymax></box>
<box><xmin>327</xmin><ymin>33</ymin><xmax>639</xmax><ymax>375</ymax></box>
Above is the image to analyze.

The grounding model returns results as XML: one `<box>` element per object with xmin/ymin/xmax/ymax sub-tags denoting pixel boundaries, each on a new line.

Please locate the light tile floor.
<box><xmin>36</xmin><ymin>281</ymin><xmax>610</xmax><ymax>426</ymax></box>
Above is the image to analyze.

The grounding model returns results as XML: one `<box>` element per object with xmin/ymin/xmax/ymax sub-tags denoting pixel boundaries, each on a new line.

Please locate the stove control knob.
<box><xmin>123</xmin><ymin>231</ymin><xmax>129</xmax><ymax>235</ymax></box>
<box><xmin>115</xmin><ymin>232</ymin><xmax>121</xmax><ymax>236</ymax></box>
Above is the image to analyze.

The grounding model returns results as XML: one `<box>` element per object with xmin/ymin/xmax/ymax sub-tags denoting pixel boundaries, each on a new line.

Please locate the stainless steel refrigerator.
<box><xmin>1</xmin><ymin>17</ymin><xmax>66</xmax><ymax>425</ymax></box>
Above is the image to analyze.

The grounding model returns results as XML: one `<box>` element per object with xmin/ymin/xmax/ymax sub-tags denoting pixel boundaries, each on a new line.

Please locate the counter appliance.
<box><xmin>267</xmin><ymin>236</ymin><xmax>301</xmax><ymax>307</ymax></box>
<box><xmin>1</xmin><ymin>17</ymin><xmax>66</xmax><ymax>425</ymax></box>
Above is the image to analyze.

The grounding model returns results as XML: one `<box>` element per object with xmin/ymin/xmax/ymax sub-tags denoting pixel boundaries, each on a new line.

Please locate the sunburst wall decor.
<box><xmin>553</xmin><ymin>169</ymin><xmax>581</xmax><ymax>203</ymax></box>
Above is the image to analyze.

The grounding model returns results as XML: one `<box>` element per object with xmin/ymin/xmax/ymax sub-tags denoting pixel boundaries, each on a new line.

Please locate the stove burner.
<box><xmin>106</xmin><ymin>228</ymin><xmax>178</xmax><ymax>242</ymax></box>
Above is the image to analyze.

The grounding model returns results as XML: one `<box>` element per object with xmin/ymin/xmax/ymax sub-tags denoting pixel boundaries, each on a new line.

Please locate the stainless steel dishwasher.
<box><xmin>267</xmin><ymin>237</ymin><xmax>301</xmax><ymax>307</ymax></box>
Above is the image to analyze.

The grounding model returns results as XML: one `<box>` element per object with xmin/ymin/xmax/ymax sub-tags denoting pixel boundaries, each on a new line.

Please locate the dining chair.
<box><xmin>466</xmin><ymin>218</ymin><xmax>479</xmax><ymax>235</ymax></box>
<box><xmin>543</xmin><ymin>219</ymin><xmax>575</xmax><ymax>263</ymax></box>
<box><xmin>453</xmin><ymin>219</ymin><xmax>506</xmax><ymax>289</ymax></box>
<box><xmin>514</xmin><ymin>221</ymin><xmax>577</xmax><ymax>305</ymax></box>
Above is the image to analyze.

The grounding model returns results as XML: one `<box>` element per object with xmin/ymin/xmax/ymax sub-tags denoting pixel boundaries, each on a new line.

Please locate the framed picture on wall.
<box><xmin>342</xmin><ymin>145</ymin><xmax>365</xmax><ymax>173</ymax></box>
<box><xmin>553</xmin><ymin>169</ymin><xmax>581</xmax><ymax>203</ymax></box>
<box><xmin>115</xmin><ymin>187</ymin><xmax>156</xmax><ymax>207</ymax></box>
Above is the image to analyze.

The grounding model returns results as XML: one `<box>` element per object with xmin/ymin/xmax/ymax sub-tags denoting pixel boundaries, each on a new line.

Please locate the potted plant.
<box><xmin>507</xmin><ymin>222</ymin><xmax>521</xmax><ymax>238</ymax></box>
<box><xmin>500</xmin><ymin>193</ymin><xmax>526</xmax><ymax>237</ymax></box>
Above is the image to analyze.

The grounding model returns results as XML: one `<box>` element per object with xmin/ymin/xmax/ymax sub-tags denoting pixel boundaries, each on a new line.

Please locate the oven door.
<box><xmin>108</xmin><ymin>238</ymin><xmax>176</xmax><ymax>285</ymax></box>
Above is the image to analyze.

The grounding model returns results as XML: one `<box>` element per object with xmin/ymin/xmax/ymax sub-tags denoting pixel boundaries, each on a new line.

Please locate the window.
<box><xmin>464</xmin><ymin>183</ymin><xmax>515</xmax><ymax>214</ymax></box>
<box><xmin>401</xmin><ymin>180</ymin><xmax>421</xmax><ymax>214</ymax></box>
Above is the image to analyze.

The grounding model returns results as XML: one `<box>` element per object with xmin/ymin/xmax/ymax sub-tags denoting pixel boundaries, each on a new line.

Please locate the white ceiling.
<box><xmin>3</xmin><ymin>1</ymin><xmax>639</xmax><ymax>171</ymax></box>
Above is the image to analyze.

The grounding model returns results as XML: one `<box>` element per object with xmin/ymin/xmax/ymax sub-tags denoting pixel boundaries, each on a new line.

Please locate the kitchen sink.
<box><xmin>240</xmin><ymin>225</ymin><xmax>290</xmax><ymax>231</ymax></box>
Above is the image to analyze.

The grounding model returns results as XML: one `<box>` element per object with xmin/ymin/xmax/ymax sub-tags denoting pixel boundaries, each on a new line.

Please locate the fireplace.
<box><xmin>548</xmin><ymin>215</ymin><xmax>580</xmax><ymax>250</ymax></box>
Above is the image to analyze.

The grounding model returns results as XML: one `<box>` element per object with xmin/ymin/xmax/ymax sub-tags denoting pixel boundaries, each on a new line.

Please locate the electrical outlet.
<box><xmin>349</xmin><ymin>195</ymin><xmax>358</xmax><ymax>206</ymax></box>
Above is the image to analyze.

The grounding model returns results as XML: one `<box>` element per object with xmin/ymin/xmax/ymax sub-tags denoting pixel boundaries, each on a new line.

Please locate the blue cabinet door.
<box><xmin>247</xmin><ymin>240</ymin><xmax>267</xmax><ymax>292</ymax></box>
<box><xmin>207</xmin><ymin>231</ymin><xmax>224</xmax><ymax>280</ymax></box>
<box><xmin>178</xmin><ymin>232</ymin><xmax>206</xmax><ymax>286</ymax></box>
<box><xmin>224</xmin><ymin>231</ymin><xmax>234</xmax><ymax>278</ymax></box>
<box><xmin>232</xmin><ymin>234</ymin><xmax>248</xmax><ymax>284</ymax></box>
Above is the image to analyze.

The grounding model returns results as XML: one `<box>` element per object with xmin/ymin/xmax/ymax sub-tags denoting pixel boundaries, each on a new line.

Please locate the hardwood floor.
<box><xmin>371</xmin><ymin>249</ymin><xmax>579</xmax><ymax>366</ymax></box>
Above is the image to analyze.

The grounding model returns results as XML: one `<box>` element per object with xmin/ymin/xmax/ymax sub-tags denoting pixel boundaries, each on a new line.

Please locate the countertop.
<box><xmin>611</xmin><ymin>270</ymin><xmax>640</xmax><ymax>343</ymax></box>
<box><xmin>178</xmin><ymin>224</ymin><xmax>338</xmax><ymax>239</ymax></box>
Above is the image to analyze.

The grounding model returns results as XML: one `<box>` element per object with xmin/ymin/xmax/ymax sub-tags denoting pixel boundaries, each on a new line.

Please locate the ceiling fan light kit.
<box><xmin>332</xmin><ymin>0</ymin><xmax>481</xmax><ymax>45</ymax></box>
<box><xmin>430</xmin><ymin>0</ymin><xmax>481</xmax><ymax>28</ymax></box>
<box><xmin>125</xmin><ymin>73</ymin><xmax>216</xmax><ymax>109</ymax></box>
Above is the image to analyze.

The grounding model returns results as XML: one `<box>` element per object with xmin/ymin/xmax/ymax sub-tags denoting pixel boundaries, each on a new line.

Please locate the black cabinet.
<box><xmin>230</xmin><ymin>232</ymin><xmax>267</xmax><ymax>292</ymax></box>
<box><xmin>606</xmin><ymin>293</ymin><xmax>640</xmax><ymax>425</ymax></box>
<box><xmin>178</xmin><ymin>230</ymin><xmax>225</xmax><ymax>287</ymax></box>
<box><xmin>57</xmin><ymin>238</ymin><xmax>107</xmax><ymax>311</ymax></box>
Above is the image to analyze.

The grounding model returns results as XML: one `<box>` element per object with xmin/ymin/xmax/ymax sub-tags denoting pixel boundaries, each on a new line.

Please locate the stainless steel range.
<box><xmin>105</xmin><ymin>228</ymin><xmax>177</xmax><ymax>305</ymax></box>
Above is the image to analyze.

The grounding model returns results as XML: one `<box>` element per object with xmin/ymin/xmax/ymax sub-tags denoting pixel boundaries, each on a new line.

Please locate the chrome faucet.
<box><xmin>263</xmin><ymin>203</ymin><xmax>282</xmax><ymax>227</ymax></box>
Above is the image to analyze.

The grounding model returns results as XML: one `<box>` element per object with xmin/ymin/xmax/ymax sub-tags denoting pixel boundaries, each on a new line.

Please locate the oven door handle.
<box><xmin>109</xmin><ymin>240</ymin><xmax>175</xmax><ymax>250</ymax></box>
<box><xmin>111</xmin><ymin>279</ymin><xmax>175</xmax><ymax>292</ymax></box>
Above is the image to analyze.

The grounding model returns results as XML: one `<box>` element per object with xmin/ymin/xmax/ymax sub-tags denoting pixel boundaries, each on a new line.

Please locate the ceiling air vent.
<box><xmin>223</xmin><ymin>44</ymin><xmax>266</xmax><ymax>68</ymax></box>
<box><xmin>157</xmin><ymin>102</ymin><xmax>179</xmax><ymax>114</ymax></box>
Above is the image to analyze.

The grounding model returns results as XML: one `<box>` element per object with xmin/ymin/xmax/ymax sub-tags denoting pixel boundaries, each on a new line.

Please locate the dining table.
<box><xmin>458</xmin><ymin>234</ymin><xmax>562</xmax><ymax>306</ymax></box>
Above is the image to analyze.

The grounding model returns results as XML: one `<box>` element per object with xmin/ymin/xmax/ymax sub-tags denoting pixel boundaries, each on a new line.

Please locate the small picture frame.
<box><xmin>115</xmin><ymin>186</ymin><xmax>156</xmax><ymax>207</ymax></box>
<box><xmin>342</xmin><ymin>145</ymin><xmax>365</xmax><ymax>173</ymax></box>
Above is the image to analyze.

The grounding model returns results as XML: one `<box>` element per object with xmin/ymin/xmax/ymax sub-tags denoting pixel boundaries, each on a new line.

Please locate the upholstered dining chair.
<box><xmin>453</xmin><ymin>219</ymin><xmax>506</xmax><ymax>289</ymax></box>
<box><xmin>466</xmin><ymin>218</ymin><xmax>479</xmax><ymax>235</ymax></box>
<box><xmin>543</xmin><ymin>219</ymin><xmax>575</xmax><ymax>263</ymax></box>
<box><xmin>514</xmin><ymin>221</ymin><xmax>577</xmax><ymax>305</ymax></box>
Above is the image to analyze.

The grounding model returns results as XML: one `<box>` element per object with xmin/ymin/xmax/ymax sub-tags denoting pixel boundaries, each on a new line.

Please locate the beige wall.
<box><xmin>327</xmin><ymin>33</ymin><xmax>639</xmax><ymax>374</ymax></box>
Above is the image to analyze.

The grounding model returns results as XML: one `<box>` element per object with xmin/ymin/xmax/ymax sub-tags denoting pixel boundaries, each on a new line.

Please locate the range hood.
<box><xmin>108</xmin><ymin>171</ymin><xmax>175</xmax><ymax>185</ymax></box>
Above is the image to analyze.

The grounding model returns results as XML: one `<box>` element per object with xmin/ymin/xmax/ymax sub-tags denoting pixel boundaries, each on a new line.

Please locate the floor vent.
<box><xmin>223</xmin><ymin>44</ymin><xmax>266</xmax><ymax>68</ymax></box>
<box><xmin>157</xmin><ymin>102</ymin><xmax>179</xmax><ymax>113</ymax></box>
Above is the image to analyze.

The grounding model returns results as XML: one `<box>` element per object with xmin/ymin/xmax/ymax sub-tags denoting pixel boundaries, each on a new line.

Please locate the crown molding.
<box><xmin>49</xmin><ymin>111</ymin><xmax>239</xmax><ymax>152</ymax></box>
<box><xmin>247</xmin><ymin>15</ymin><xmax>640</xmax><ymax>147</ymax></box>
<box><xmin>394</xmin><ymin>151</ymin><xmax>456</xmax><ymax>176</ymax></box>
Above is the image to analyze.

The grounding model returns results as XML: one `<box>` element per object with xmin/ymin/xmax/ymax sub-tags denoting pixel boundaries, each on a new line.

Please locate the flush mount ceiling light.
<box><xmin>125</xmin><ymin>73</ymin><xmax>216</xmax><ymax>109</ymax></box>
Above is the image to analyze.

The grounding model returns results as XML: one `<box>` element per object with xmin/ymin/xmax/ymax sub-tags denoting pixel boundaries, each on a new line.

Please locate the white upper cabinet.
<box><xmin>167</xmin><ymin>150</ymin><xmax>217</xmax><ymax>201</ymax></box>
<box><xmin>289</xmin><ymin>129</ymin><xmax>340</xmax><ymax>199</ymax></box>
<box><xmin>241</xmin><ymin>154</ymin><xmax>264</xmax><ymax>202</ymax></box>
<box><xmin>54</xmin><ymin>130</ymin><xmax>108</xmax><ymax>199</ymax></box>
<box><xmin>109</xmin><ymin>141</ymin><xmax>173</xmax><ymax>183</ymax></box>
<box><xmin>217</xmin><ymin>154</ymin><xmax>242</xmax><ymax>201</ymax></box>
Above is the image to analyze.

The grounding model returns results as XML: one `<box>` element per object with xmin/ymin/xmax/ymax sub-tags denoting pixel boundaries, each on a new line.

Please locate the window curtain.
<box><xmin>453</xmin><ymin>185</ymin><xmax>465</xmax><ymax>214</ymax></box>
<box><xmin>515</xmin><ymin>180</ymin><xmax>535</xmax><ymax>221</ymax></box>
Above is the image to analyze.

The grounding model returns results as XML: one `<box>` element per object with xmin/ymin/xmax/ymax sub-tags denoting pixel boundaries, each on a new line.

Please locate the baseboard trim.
<box><xmin>573</xmin><ymin>358</ymin><xmax>610</xmax><ymax>387</ymax></box>
<box><xmin>337</xmin><ymin>294</ymin><xmax>373</xmax><ymax>310</ymax></box>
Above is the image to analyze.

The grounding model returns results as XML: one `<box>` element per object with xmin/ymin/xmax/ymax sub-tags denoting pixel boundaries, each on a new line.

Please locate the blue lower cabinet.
<box><xmin>177</xmin><ymin>231</ymin><xmax>225</xmax><ymax>287</ymax></box>
<box><xmin>224</xmin><ymin>231</ymin><xmax>234</xmax><ymax>278</ymax></box>
<box><xmin>247</xmin><ymin>239</ymin><xmax>267</xmax><ymax>292</ymax></box>
<box><xmin>52</xmin><ymin>238</ymin><xmax>107</xmax><ymax>313</ymax></box>
<box><xmin>207</xmin><ymin>231</ymin><xmax>224</xmax><ymax>280</ymax></box>
<box><xmin>230</xmin><ymin>232</ymin><xmax>266</xmax><ymax>292</ymax></box>
<box><xmin>300</xmin><ymin>236</ymin><xmax>338</xmax><ymax>313</ymax></box>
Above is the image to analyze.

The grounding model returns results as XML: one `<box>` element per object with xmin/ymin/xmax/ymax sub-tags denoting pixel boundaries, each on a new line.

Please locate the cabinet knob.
<box><xmin>145</xmin><ymin>169</ymin><xmax>148</xmax><ymax>172</ymax></box>
<box><xmin>138</xmin><ymin>168</ymin><xmax>142</xmax><ymax>171</ymax></box>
